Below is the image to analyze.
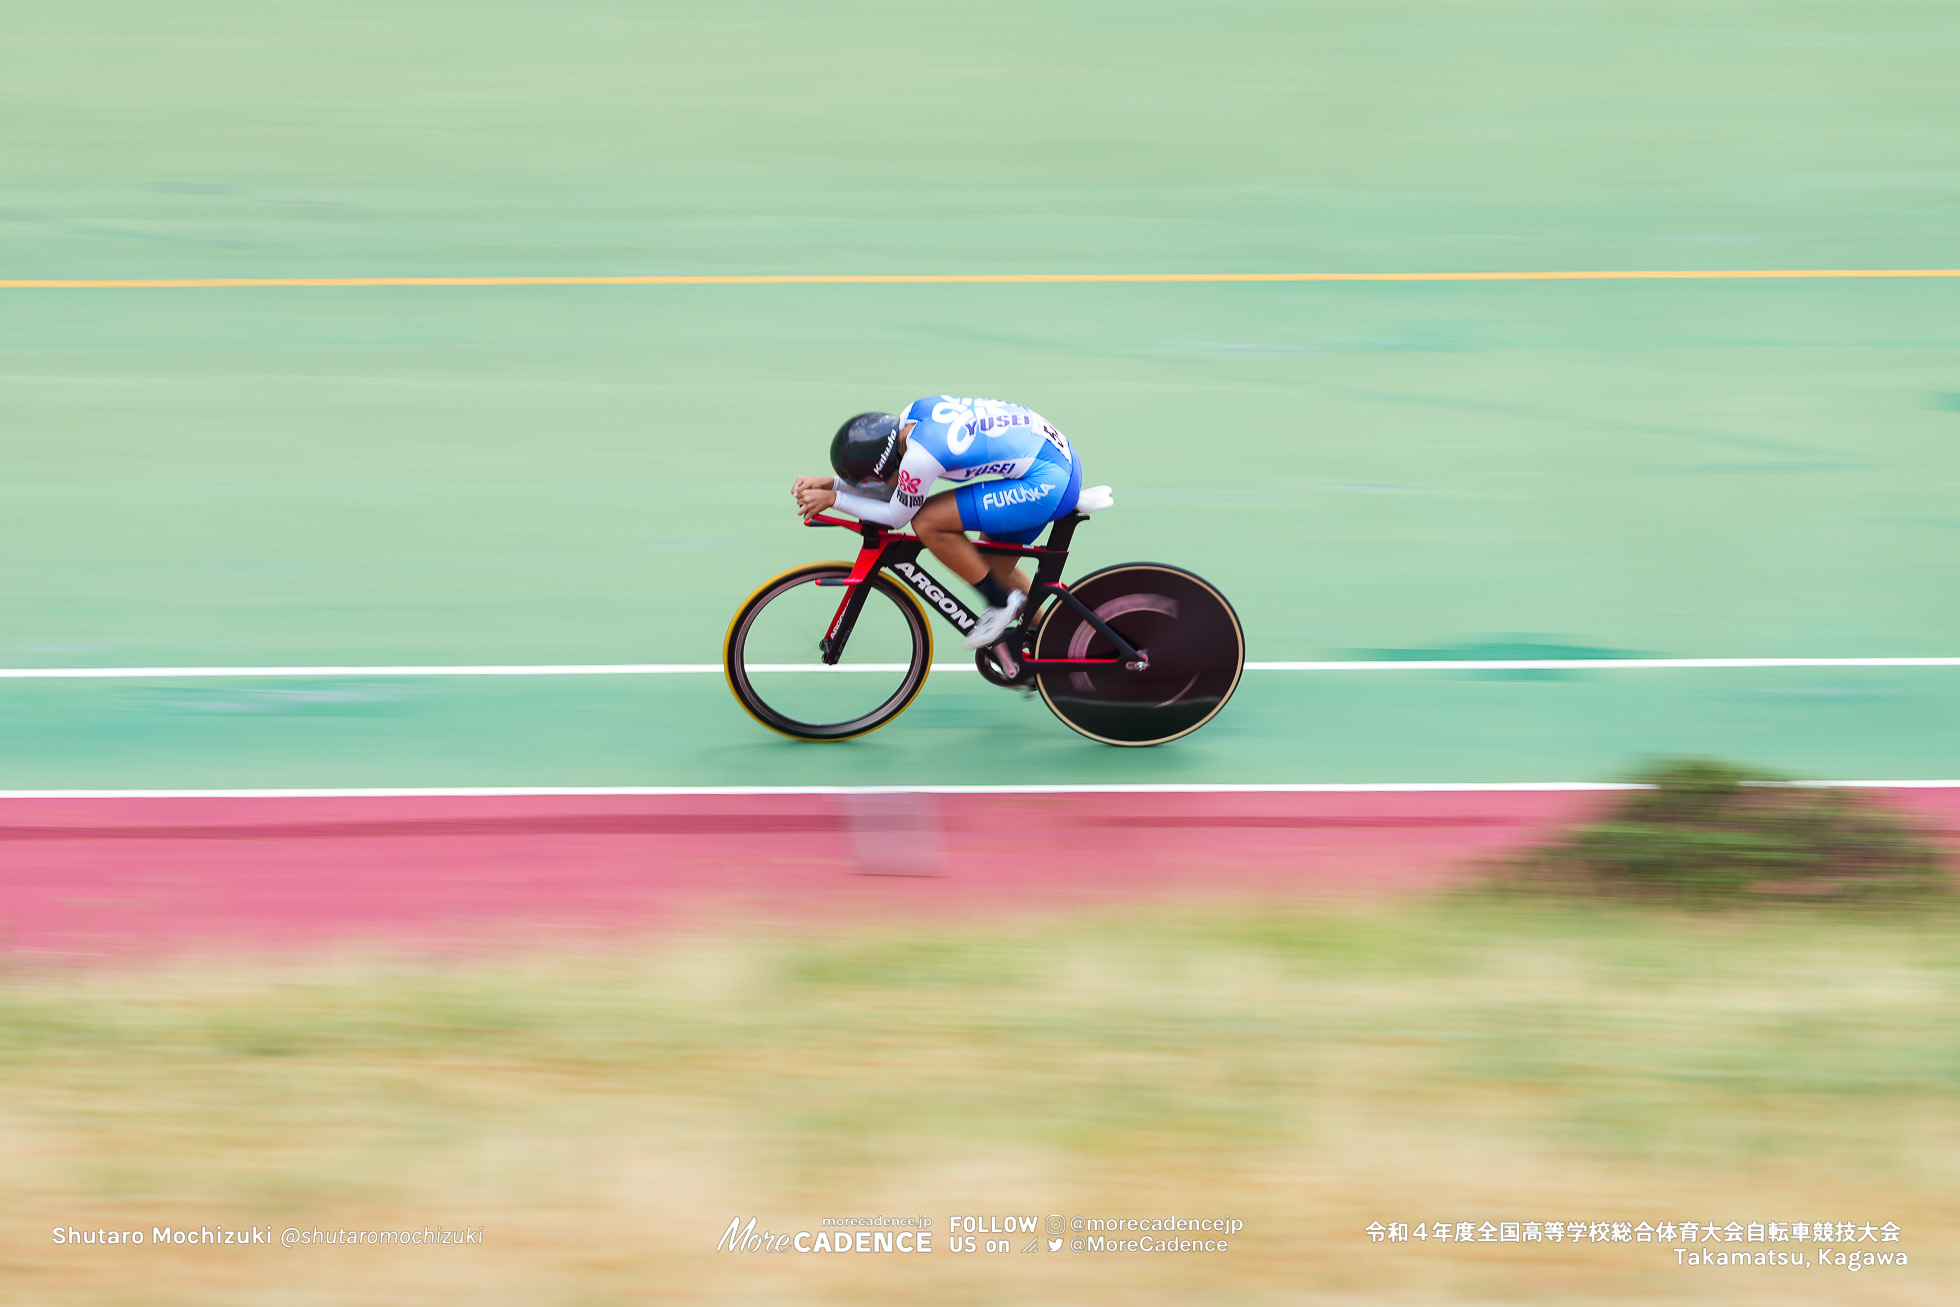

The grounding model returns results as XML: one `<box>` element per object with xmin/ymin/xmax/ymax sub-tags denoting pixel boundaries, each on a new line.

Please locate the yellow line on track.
<box><xmin>4</xmin><ymin>269</ymin><xmax>1960</xmax><ymax>289</ymax></box>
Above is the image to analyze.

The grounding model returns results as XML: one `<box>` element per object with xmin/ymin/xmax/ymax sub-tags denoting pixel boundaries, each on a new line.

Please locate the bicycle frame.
<box><xmin>801</xmin><ymin>512</ymin><xmax>1146</xmax><ymax>672</ymax></box>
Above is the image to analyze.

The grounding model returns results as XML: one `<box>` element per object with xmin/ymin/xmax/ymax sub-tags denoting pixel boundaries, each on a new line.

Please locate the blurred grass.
<box><xmin>4</xmin><ymin>902</ymin><xmax>1957</xmax><ymax>1304</ymax></box>
<box><xmin>1497</xmin><ymin>760</ymin><xmax>1958</xmax><ymax>907</ymax></box>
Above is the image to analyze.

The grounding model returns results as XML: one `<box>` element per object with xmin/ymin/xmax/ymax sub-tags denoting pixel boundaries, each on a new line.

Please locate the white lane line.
<box><xmin>5</xmin><ymin>657</ymin><xmax>1960</xmax><ymax>679</ymax></box>
<box><xmin>0</xmin><ymin>780</ymin><xmax>1956</xmax><ymax>799</ymax></box>
<box><xmin>1248</xmin><ymin>658</ymin><xmax>1960</xmax><ymax>671</ymax></box>
<box><xmin>0</xmin><ymin>664</ymin><xmax>723</xmax><ymax>678</ymax></box>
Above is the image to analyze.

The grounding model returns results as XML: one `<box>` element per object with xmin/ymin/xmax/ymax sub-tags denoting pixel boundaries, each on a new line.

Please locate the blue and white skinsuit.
<box><xmin>830</xmin><ymin>396</ymin><xmax>1082</xmax><ymax>544</ymax></box>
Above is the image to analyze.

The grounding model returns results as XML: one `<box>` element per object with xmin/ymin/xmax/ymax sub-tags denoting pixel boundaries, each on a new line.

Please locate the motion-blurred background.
<box><xmin>3</xmin><ymin>2</ymin><xmax>1957</xmax><ymax>1303</ymax></box>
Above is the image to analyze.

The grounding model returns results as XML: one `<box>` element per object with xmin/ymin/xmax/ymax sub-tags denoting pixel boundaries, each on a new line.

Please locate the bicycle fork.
<box><xmin>815</xmin><ymin>535</ymin><xmax>895</xmax><ymax>663</ymax></box>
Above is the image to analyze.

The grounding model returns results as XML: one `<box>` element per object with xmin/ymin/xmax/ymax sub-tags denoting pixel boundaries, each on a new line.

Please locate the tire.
<box><xmin>1031</xmin><ymin>563</ymin><xmax>1244</xmax><ymax>746</ymax></box>
<box><xmin>725</xmin><ymin>563</ymin><xmax>933</xmax><ymax>741</ymax></box>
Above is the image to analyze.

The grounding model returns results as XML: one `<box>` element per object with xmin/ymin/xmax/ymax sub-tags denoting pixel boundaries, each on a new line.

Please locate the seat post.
<box><xmin>1043</xmin><ymin>511</ymin><xmax>1087</xmax><ymax>552</ymax></box>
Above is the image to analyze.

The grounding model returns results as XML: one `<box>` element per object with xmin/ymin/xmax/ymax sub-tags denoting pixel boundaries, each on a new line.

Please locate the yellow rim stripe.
<box><xmin>722</xmin><ymin>563</ymin><xmax>934</xmax><ymax>743</ymax></box>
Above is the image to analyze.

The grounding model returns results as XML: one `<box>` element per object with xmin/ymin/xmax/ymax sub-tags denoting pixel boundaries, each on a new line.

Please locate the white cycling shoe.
<box><xmin>964</xmin><ymin>588</ymin><xmax>1027</xmax><ymax>649</ymax></box>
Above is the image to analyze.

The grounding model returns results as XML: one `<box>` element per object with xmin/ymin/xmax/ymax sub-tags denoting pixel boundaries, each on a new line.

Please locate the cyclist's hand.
<box><xmin>792</xmin><ymin>475</ymin><xmax>834</xmax><ymax>495</ymax></box>
<box><xmin>795</xmin><ymin>486</ymin><xmax>838</xmax><ymax>519</ymax></box>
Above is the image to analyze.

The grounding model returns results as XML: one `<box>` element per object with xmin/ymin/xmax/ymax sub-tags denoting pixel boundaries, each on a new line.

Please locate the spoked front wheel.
<box><xmin>1031</xmin><ymin>563</ymin><xmax>1244</xmax><ymax>746</ymax></box>
<box><xmin>725</xmin><ymin>564</ymin><xmax>933</xmax><ymax>740</ymax></box>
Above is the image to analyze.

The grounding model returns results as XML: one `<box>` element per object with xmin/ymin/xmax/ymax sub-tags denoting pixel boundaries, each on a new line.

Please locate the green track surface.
<box><xmin>4</xmin><ymin>2</ymin><xmax>1959</xmax><ymax>786</ymax></box>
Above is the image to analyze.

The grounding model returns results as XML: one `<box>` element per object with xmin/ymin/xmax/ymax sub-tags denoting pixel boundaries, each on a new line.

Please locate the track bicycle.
<box><xmin>723</xmin><ymin>493</ymin><xmax>1244</xmax><ymax>745</ymax></box>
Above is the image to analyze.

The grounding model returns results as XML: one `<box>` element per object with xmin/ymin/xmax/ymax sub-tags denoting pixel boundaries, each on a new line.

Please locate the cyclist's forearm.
<box><xmin>832</xmin><ymin>487</ymin><xmax>914</xmax><ymax>527</ymax></box>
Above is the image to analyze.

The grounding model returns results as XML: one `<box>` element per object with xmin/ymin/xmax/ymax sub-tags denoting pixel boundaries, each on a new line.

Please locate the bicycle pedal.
<box><xmin>990</xmin><ymin>639</ymin><xmax>1025</xmax><ymax>682</ymax></box>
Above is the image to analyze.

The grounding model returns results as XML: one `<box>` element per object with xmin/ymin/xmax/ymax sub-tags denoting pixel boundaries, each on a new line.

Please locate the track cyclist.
<box><xmin>792</xmin><ymin>396</ymin><xmax>1083</xmax><ymax>660</ymax></box>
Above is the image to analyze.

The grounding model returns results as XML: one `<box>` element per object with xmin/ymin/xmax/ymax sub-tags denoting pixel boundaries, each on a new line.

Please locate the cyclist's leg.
<box><xmin>911</xmin><ymin>492</ymin><xmax>991</xmax><ymax>586</ymax></box>
<box><xmin>917</xmin><ymin>457</ymin><xmax>1075</xmax><ymax>597</ymax></box>
<box><xmin>983</xmin><ymin>551</ymin><xmax>1031</xmax><ymax>598</ymax></box>
<box><xmin>976</xmin><ymin>453</ymin><xmax>1080</xmax><ymax>594</ymax></box>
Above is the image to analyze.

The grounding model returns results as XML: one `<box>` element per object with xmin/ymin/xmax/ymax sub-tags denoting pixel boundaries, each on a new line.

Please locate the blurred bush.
<box><xmin>1500</xmin><ymin>759</ymin><xmax>1954</xmax><ymax>907</ymax></box>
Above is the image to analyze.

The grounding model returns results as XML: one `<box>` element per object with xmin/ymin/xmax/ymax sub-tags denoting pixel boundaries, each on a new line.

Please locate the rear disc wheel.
<box><xmin>1031</xmin><ymin>563</ymin><xmax>1244</xmax><ymax>746</ymax></box>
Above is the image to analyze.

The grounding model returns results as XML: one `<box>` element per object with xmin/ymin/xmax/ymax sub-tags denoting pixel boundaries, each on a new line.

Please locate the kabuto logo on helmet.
<box><xmin>830</xmin><ymin>412</ymin><xmax>905</xmax><ymax>488</ymax></box>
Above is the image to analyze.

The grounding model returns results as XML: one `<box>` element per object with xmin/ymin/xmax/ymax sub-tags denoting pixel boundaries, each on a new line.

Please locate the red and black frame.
<box><xmin>803</xmin><ymin>509</ymin><xmax>1146</xmax><ymax>680</ymax></box>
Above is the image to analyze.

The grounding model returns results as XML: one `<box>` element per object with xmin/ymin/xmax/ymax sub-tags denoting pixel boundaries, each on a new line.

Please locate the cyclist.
<box><xmin>792</xmin><ymin>396</ymin><xmax>1082</xmax><ymax>654</ymax></box>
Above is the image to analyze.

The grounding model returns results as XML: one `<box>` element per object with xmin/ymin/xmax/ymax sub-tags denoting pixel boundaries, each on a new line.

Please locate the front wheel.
<box><xmin>725</xmin><ymin>564</ymin><xmax>933</xmax><ymax>741</ymax></box>
<box><xmin>1031</xmin><ymin>563</ymin><xmax>1244</xmax><ymax>746</ymax></box>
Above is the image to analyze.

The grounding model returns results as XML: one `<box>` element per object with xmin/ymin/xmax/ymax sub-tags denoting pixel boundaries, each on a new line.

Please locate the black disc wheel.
<box><xmin>725</xmin><ymin>563</ymin><xmax>933</xmax><ymax>741</ymax></box>
<box><xmin>1031</xmin><ymin>563</ymin><xmax>1244</xmax><ymax>746</ymax></box>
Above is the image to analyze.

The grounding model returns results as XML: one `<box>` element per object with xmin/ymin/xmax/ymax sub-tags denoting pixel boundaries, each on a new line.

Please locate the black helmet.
<box><xmin>830</xmin><ymin>412</ymin><xmax>904</xmax><ymax>490</ymax></box>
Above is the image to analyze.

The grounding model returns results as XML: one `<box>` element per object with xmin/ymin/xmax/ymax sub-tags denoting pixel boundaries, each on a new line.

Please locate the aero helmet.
<box><xmin>830</xmin><ymin>412</ymin><xmax>904</xmax><ymax>489</ymax></box>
